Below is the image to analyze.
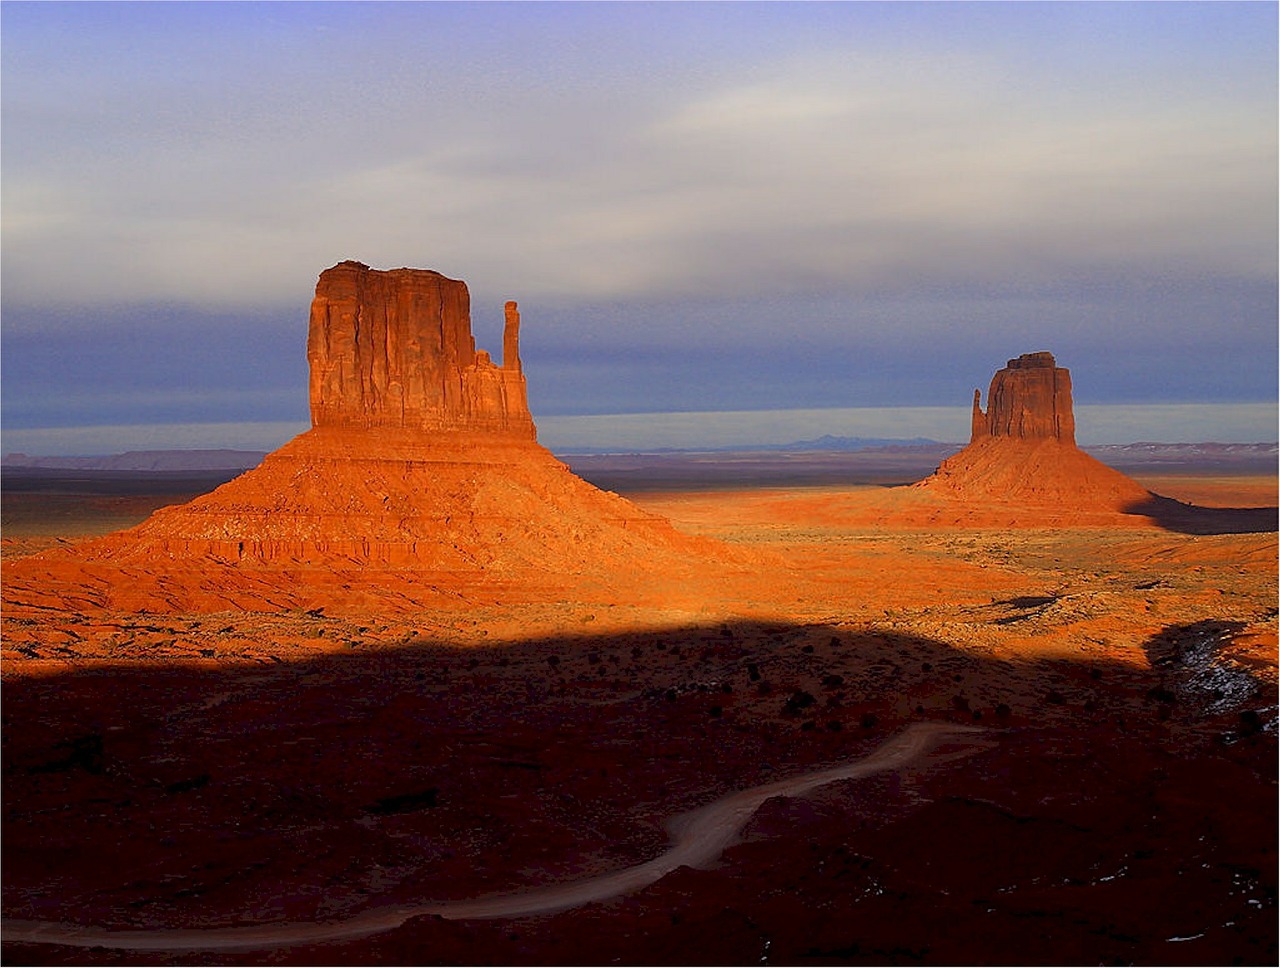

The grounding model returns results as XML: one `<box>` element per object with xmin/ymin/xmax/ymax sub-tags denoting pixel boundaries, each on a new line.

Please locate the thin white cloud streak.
<box><xmin>3</xmin><ymin>28</ymin><xmax>1274</xmax><ymax>311</ymax></box>
<box><xmin>5</xmin><ymin>404</ymin><xmax>1274</xmax><ymax>457</ymax></box>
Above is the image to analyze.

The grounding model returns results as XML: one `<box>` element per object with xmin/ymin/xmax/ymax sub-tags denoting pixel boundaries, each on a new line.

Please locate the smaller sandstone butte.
<box><xmin>970</xmin><ymin>351</ymin><xmax>1075</xmax><ymax>444</ymax></box>
<box><xmin>920</xmin><ymin>351</ymin><xmax>1150</xmax><ymax>511</ymax></box>
<box><xmin>308</xmin><ymin>261</ymin><xmax>533</xmax><ymax>438</ymax></box>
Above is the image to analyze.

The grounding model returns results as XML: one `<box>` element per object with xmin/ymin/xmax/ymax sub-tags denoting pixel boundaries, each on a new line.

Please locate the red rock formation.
<box><xmin>971</xmin><ymin>351</ymin><xmax>1075</xmax><ymax>444</ymax></box>
<box><xmin>307</xmin><ymin>261</ymin><xmax>533</xmax><ymax>438</ymax></box>
<box><xmin>919</xmin><ymin>352</ymin><xmax>1149</xmax><ymax>512</ymax></box>
<box><xmin>3</xmin><ymin>262</ymin><xmax>750</xmax><ymax>614</ymax></box>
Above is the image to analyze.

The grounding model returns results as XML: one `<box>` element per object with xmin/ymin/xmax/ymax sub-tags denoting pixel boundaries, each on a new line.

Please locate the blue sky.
<box><xmin>3</xmin><ymin>2</ymin><xmax>1276</xmax><ymax>453</ymax></box>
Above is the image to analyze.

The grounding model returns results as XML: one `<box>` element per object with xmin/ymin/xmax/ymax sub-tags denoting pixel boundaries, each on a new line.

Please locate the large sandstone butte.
<box><xmin>920</xmin><ymin>352</ymin><xmax>1151</xmax><ymax>511</ymax></box>
<box><xmin>4</xmin><ymin>263</ymin><xmax>743</xmax><ymax>613</ymax></box>
<box><xmin>307</xmin><ymin>262</ymin><xmax>534</xmax><ymax>437</ymax></box>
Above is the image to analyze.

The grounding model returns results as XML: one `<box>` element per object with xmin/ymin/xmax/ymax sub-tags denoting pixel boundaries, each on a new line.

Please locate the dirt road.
<box><xmin>3</xmin><ymin>722</ymin><xmax>990</xmax><ymax>952</ymax></box>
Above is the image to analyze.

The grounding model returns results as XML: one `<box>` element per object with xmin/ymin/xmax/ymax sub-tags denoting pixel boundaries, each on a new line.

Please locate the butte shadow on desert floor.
<box><xmin>2</xmin><ymin>609</ymin><xmax>1275</xmax><ymax>965</ymax></box>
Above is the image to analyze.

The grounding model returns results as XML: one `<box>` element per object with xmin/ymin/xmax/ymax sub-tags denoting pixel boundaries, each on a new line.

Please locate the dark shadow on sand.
<box><xmin>1125</xmin><ymin>493</ymin><xmax>1277</xmax><ymax>535</ymax></box>
<box><xmin>2</xmin><ymin>618</ymin><xmax>1276</xmax><ymax>966</ymax></box>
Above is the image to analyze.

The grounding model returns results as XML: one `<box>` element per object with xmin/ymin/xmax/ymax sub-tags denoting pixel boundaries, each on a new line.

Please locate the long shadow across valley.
<box><xmin>2</xmin><ymin>618</ymin><xmax>1275</xmax><ymax>966</ymax></box>
<box><xmin>1125</xmin><ymin>493</ymin><xmax>1278</xmax><ymax>536</ymax></box>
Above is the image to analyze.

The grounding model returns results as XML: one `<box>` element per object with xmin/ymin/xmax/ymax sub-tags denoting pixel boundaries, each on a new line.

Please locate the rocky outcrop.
<box><xmin>307</xmin><ymin>261</ymin><xmax>533</xmax><ymax>438</ymax></box>
<box><xmin>3</xmin><ymin>262</ymin><xmax>747</xmax><ymax>613</ymax></box>
<box><xmin>919</xmin><ymin>352</ymin><xmax>1149</xmax><ymax>511</ymax></box>
<box><xmin>971</xmin><ymin>351</ymin><xmax>1075</xmax><ymax>444</ymax></box>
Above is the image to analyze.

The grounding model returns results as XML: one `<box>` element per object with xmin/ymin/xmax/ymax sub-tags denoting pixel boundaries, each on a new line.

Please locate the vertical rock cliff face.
<box><xmin>920</xmin><ymin>351</ymin><xmax>1148</xmax><ymax>510</ymax></box>
<box><xmin>3</xmin><ymin>261</ymin><xmax>740</xmax><ymax>612</ymax></box>
<box><xmin>971</xmin><ymin>351</ymin><xmax>1075</xmax><ymax>444</ymax></box>
<box><xmin>307</xmin><ymin>261</ymin><xmax>533</xmax><ymax>438</ymax></box>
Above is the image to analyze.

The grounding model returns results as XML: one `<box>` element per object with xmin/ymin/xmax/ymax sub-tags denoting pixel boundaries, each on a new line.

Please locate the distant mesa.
<box><xmin>919</xmin><ymin>351</ymin><xmax>1152</xmax><ymax>511</ymax></box>
<box><xmin>5</xmin><ymin>262</ymin><xmax>741</xmax><ymax>613</ymax></box>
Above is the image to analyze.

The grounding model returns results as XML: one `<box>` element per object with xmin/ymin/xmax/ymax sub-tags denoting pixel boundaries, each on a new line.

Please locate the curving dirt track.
<box><xmin>2</xmin><ymin>722</ymin><xmax>989</xmax><ymax>952</ymax></box>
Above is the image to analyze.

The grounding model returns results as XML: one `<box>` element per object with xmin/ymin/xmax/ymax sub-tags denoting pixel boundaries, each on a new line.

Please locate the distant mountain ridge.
<box><xmin>3</xmin><ymin>441</ymin><xmax>1275</xmax><ymax>472</ymax></box>
<box><xmin>1082</xmin><ymin>442</ymin><xmax>1277</xmax><ymax>461</ymax></box>
<box><xmin>2</xmin><ymin>450</ymin><xmax>268</xmax><ymax>473</ymax></box>
<box><xmin>556</xmin><ymin>436</ymin><xmax>951</xmax><ymax>456</ymax></box>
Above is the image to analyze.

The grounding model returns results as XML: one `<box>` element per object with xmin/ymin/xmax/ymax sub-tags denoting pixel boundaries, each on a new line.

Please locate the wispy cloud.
<box><xmin>3</xmin><ymin>8</ymin><xmax>1273</xmax><ymax>309</ymax></box>
<box><xmin>2</xmin><ymin>3</ymin><xmax>1274</xmax><ymax>432</ymax></box>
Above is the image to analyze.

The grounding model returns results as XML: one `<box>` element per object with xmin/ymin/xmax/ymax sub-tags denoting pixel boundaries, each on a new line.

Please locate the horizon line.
<box><xmin>2</xmin><ymin>402</ymin><xmax>1277</xmax><ymax>457</ymax></box>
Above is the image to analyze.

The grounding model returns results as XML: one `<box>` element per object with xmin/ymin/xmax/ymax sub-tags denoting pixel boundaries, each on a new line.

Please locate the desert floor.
<box><xmin>1</xmin><ymin>461</ymin><xmax>1276</xmax><ymax>965</ymax></box>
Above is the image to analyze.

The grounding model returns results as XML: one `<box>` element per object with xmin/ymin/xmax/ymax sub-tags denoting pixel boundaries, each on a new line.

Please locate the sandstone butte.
<box><xmin>916</xmin><ymin>351</ymin><xmax>1152</xmax><ymax>511</ymax></box>
<box><xmin>4</xmin><ymin>262</ymin><xmax>747</xmax><ymax>614</ymax></box>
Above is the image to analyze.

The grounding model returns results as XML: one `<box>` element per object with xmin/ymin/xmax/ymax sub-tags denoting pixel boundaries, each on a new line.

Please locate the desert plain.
<box><xmin>2</xmin><ymin>449</ymin><xmax>1276</xmax><ymax>966</ymax></box>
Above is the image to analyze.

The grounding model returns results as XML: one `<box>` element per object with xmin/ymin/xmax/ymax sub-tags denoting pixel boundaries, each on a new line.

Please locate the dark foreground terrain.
<box><xmin>3</xmin><ymin>621</ymin><xmax>1275</xmax><ymax>965</ymax></box>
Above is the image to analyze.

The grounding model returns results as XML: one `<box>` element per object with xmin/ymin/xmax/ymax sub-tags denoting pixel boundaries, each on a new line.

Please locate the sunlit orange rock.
<box><xmin>3</xmin><ymin>262</ymin><xmax>744</xmax><ymax>613</ymax></box>
<box><xmin>308</xmin><ymin>261</ymin><xmax>533</xmax><ymax>437</ymax></box>
<box><xmin>970</xmin><ymin>351</ymin><xmax>1075</xmax><ymax>444</ymax></box>
<box><xmin>920</xmin><ymin>351</ymin><xmax>1150</xmax><ymax>510</ymax></box>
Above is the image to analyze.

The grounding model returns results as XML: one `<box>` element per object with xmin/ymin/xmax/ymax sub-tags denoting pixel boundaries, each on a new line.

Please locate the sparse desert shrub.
<box><xmin>784</xmin><ymin>690</ymin><xmax>817</xmax><ymax>714</ymax></box>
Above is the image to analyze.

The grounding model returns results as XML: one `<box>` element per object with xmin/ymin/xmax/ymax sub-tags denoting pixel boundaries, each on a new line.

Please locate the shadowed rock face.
<box><xmin>971</xmin><ymin>351</ymin><xmax>1075</xmax><ymax>444</ymax></box>
<box><xmin>307</xmin><ymin>261</ymin><xmax>533</xmax><ymax>438</ymax></box>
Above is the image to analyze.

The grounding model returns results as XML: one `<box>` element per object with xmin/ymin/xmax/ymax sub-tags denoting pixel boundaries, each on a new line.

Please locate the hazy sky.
<box><xmin>3</xmin><ymin>2</ymin><xmax>1276</xmax><ymax>452</ymax></box>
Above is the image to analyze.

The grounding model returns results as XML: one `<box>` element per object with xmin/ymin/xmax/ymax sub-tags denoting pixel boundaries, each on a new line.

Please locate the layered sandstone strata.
<box><xmin>921</xmin><ymin>352</ymin><xmax>1150</xmax><ymax>510</ymax></box>
<box><xmin>307</xmin><ymin>261</ymin><xmax>533</xmax><ymax>437</ymax></box>
<box><xmin>970</xmin><ymin>351</ymin><xmax>1075</xmax><ymax>444</ymax></box>
<box><xmin>3</xmin><ymin>262</ymin><xmax>743</xmax><ymax>613</ymax></box>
